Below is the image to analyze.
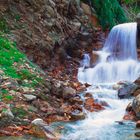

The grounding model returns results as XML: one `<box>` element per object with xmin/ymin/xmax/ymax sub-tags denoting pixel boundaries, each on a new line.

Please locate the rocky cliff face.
<box><xmin>0</xmin><ymin>0</ymin><xmax>103</xmax><ymax>69</ymax></box>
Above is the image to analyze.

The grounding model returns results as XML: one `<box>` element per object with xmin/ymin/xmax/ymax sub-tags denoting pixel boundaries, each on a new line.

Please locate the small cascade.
<box><xmin>78</xmin><ymin>22</ymin><xmax>140</xmax><ymax>84</ymax></box>
<box><xmin>80</xmin><ymin>53</ymin><xmax>90</xmax><ymax>69</ymax></box>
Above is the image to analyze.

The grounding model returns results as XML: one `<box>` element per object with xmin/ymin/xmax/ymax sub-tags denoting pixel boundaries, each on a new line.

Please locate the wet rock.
<box><xmin>133</xmin><ymin>89</ymin><xmax>140</xmax><ymax>97</ymax></box>
<box><xmin>118</xmin><ymin>81</ymin><xmax>137</xmax><ymax>99</ymax></box>
<box><xmin>84</xmin><ymin>92</ymin><xmax>93</xmax><ymax>98</ymax></box>
<box><xmin>123</xmin><ymin>111</ymin><xmax>135</xmax><ymax>121</ymax></box>
<box><xmin>132</xmin><ymin>94</ymin><xmax>140</xmax><ymax>119</ymax></box>
<box><xmin>136</xmin><ymin>120</ymin><xmax>140</xmax><ymax>128</ymax></box>
<box><xmin>135</xmin><ymin>132</ymin><xmax>140</xmax><ymax>137</ymax></box>
<box><xmin>1</xmin><ymin>109</ymin><xmax>14</xmax><ymax>120</ymax></box>
<box><xmin>63</xmin><ymin>87</ymin><xmax>76</xmax><ymax>99</ymax></box>
<box><xmin>70</xmin><ymin>110</ymin><xmax>86</xmax><ymax>121</ymax></box>
<box><xmin>84</xmin><ymin>97</ymin><xmax>104</xmax><ymax>112</ymax></box>
<box><xmin>99</xmin><ymin>100</ymin><xmax>110</xmax><ymax>107</ymax></box>
<box><xmin>23</xmin><ymin>94</ymin><xmax>37</xmax><ymax>101</ymax></box>
<box><xmin>126</xmin><ymin>102</ymin><xmax>133</xmax><ymax>112</ymax></box>
<box><xmin>134</xmin><ymin>77</ymin><xmax>140</xmax><ymax>85</ymax></box>
<box><xmin>69</xmin><ymin>96</ymin><xmax>83</xmax><ymax>105</ymax></box>
<box><xmin>115</xmin><ymin>121</ymin><xmax>124</xmax><ymax>125</ymax></box>
<box><xmin>31</xmin><ymin>118</ymin><xmax>58</xmax><ymax>139</ymax></box>
<box><xmin>90</xmin><ymin>51</ymin><xmax>99</xmax><ymax>66</ymax></box>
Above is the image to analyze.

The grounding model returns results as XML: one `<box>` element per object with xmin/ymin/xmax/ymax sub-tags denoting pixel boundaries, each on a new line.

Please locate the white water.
<box><xmin>78</xmin><ymin>22</ymin><xmax>140</xmax><ymax>84</ymax></box>
<box><xmin>61</xmin><ymin>23</ymin><xmax>140</xmax><ymax>140</ymax></box>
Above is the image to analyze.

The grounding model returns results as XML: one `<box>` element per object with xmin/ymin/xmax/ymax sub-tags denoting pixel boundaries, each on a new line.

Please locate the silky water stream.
<box><xmin>58</xmin><ymin>23</ymin><xmax>140</xmax><ymax>140</ymax></box>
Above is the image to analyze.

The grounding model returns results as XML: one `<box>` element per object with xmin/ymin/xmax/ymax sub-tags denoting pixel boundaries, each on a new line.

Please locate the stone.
<box><xmin>136</xmin><ymin>120</ymin><xmax>140</xmax><ymax>128</ymax></box>
<box><xmin>135</xmin><ymin>132</ymin><xmax>140</xmax><ymax>137</ymax></box>
<box><xmin>81</xmin><ymin>3</ymin><xmax>91</xmax><ymax>15</ymax></box>
<box><xmin>63</xmin><ymin>87</ymin><xmax>76</xmax><ymax>99</ymax></box>
<box><xmin>70</xmin><ymin>110</ymin><xmax>86</xmax><ymax>121</ymax></box>
<box><xmin>90</xmin><ymin>51</ymin><xmax>99</xmax><ymax>66</ymax></box>
<box><xmin>69</xmin><ymin>96</ymin><xmax>83</xmax><ymax>105</ymax></box>
<box><xmin>133</xmin><ymin>89</ymin><xmax>140</xmax><ymax>97</ymax></box>
<box><xmin>23</xmin><ymin>94</ymin><xmax>37</xmax><ymax>101</ymax></box>
<box><xmin>84</xmin><ymin>92</ymin><xmax>93</xmax><ymax>98</ymax></box>
<box><xmin>126</xmin><ymin>102</ymin><xmax>132</xmax><ymax>112</ymax></box>
<box><xmin>118</xmin><ymin>81</ymin><xmax>137</xmax><ymax>99</ymax></box>
<box><xmin>84</xmin><ymin>97</ymin><xmax>103</xmax><ymax>112</ymax></box>
<box><xmin>1</xmin><ymin>109</ymin><xmax>14</xmax><ymax>120</ymax></box>
<box><xmin>31</xmin><ymin>118</ymin><xmax>57</xmax><ymax>139</ymax></box>
<box><xmin>123</xmin><ymin>111</ymin><xmax>135</xmax><ymax>121</ymax></box>
<box><xmin>132</xmin><ymin>94</ymin><xmax>140</xmax><ymax>119</ymax></box>
<box><xmin>135</xmin><ymin>77</ymin><xmax>140</xmax><ymax>85</ymax></box>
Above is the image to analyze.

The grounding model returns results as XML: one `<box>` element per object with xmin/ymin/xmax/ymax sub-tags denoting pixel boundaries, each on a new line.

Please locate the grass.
<box><xmin>0</xmin><ymin>35</ymin><xmax>44</xmax><ymax>88</ymax></box>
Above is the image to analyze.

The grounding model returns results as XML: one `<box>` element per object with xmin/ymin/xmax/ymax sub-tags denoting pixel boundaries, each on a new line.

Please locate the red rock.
<box><xmin>123</xmin><ymin>111</ymin><xmax>135</xmax><ymax>121</ymax></box>
<box><xmin>133</xmin><ymin>89</ymin><xmax>140</xmax><ymax>97</ymax></box>
<box><xmin>84</xmin><ymin>93</ymin><xmax>93</xmax><ymax>98</ymax></box>
<box><xmin>84</xmin><ymin>97</ymin><xmax>104</xmax><ymax>112</ymax></box>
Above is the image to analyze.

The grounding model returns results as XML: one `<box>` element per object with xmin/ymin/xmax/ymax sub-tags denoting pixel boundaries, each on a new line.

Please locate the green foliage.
<box><xmin>124</xmin><ymin>0</ymin><xmax>138</xmax><ymax>4</ymax></box>
<box><xmin>123</xmin><ymin>0</ymin><xmax>140</xmax><ymax>21</ymax></box>
<box><xmin>0</xmin><ymin>36</ymin><xmax>44</xmax><ymax>88</ymax></box>
<box><xmin>0</xmin><ymin>89</ymin><xmax>13</xmax><ymax>101</ymax></box>
<box><xmin>83</xmin><ymin>0</ymin><xmax>127</xmax><ymax>29</ymax></box>
<box><xmin>12</xmin><ymin>107</ymin><xmax>28</xmax><ymax>118</ymax></box>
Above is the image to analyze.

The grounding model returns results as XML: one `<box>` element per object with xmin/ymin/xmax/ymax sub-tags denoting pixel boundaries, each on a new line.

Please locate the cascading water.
<box><xmin>78</xmin><ymin>22</ymin><xmax>140</xmax><ymax>84</ymax></box>
<box><xmin>59</xmin><ymin>23</ymin><xmax>140</xmax><ymax>140</ymax></box>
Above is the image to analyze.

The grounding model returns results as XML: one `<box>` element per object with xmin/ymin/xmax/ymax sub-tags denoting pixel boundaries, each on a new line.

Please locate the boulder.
<box><xmin>84</xmin><ymin>97</ymin><xmax>104</xmax><ymax>112</ymax></box>
<box><xmin>135</xmin><ymin>132</ymin><xmax>140</xmax><ymax>137</ymax></box>
<box><xmin>117</xmin><ymin>81</ymin><xmax>137</xmax><ymax>99</ymax></box>
<box><xmin>1</xmin><ymin>109</ymin><xmax>14</xmax><ymax>119</ymax></box>
<box><xmin>133</xmin><ymin>89</ymin><xmax>140</xmax><ymax>97</ymax></box>
<box><xmin>132</xmin><ymin>94</ymin><xmax>140</xmax><ymax>119</ymax></box>
<box><xmin>70</xmin><ymin>110</ymin><xmax>86</xmax><ymax>121</ymax></box>
<box><xmin>63</xmin><ymin>87</ymin><xmax>76</xmax><ymax>99</ymax></box>
<box><xmin>69</xmin><ymin>96</ymin><xmax>83</xmax><ymax>105</ymax></box>
<box><xmin>123</xmin><ymin>111</ymin><xmax>135</xmax><ymax>121</ymax></box>
<box><xmin>31</xmin><ymin>118</ymin><xmax>59</xmax><ymax>139</ymax></box>
<box><xmin>134</xmin><ymin>77</ymin><xmax>140</xmax><ymax>85</ymax></box>
<box><xmin>90</xmin><ymin>51</ymin><xmax>99</xmax><ymax>66</ymax></box>
<box><xmin>126</xmin><ymin>102</ymin><xmax>133</xmax><ymax>112</ymax></box>
<box><xmin>136</xmin><ymin>120</ymin><xmax>140</xmax><ymax>128</ymax></box>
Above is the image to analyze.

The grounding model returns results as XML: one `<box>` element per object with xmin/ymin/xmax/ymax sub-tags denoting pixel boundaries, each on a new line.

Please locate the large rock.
<box><xmin>63</xmin><ymin>87</ymin><xmax>76</xmax><ymax>99</ymax></box>
<box><xmin>84</xmin><ymin>97</ymin><xmax>104</xmax><ymax>112</ymax></box>
<box><xmin>90</xmin><ymin>51</ymin><xmax>99</xmax><ymax>66</ymax></box>
<box><xmin>132</xmin><ymin>94</ymin><xmax>140</xmax><ymax>119</ymax></box>
<box><xmin>70</xmin><ymin>110</ymin><xmax>86</xmax><ymax>121</ymax></box>
<box><xmin>117</xmin><ymin>81</ymin><xmax>137</xmax><ymax>99</ymax></box>
<box><xmin>23</xmin><ymin>94</ymin><xmax>37</xmax><ymax>101</ymax></box>
<box><xmin>133</xmin><ymin>89</ymin><xmax>140</xmax><ymax>97</ymax></box>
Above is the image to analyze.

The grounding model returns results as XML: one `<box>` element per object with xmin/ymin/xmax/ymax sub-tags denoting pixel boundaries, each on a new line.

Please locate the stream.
<box><xmin>2</xmin><ymin>22</ymin><xmax>140</xmax><ymax>140</ymax></box>
<box><xmin>59</xmin><ymin>22</ymin><xmax>140</xmax><ymax>140</ymax></box>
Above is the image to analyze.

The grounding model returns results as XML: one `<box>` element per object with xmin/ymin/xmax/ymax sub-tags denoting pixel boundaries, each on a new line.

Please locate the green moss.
<box><xmin>0</xmin><ymin>89</ymin><xmax>13</xmax><ymax>101</ymax></box>
<box><xmin>0</xmin><ymin>36</ymin><xmax>44</xmax><ymax>88</ymax></box>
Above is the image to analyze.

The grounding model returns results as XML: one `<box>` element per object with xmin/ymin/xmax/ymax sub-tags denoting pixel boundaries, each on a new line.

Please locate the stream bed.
<box><xmin>58</xmin><ymin>84</ymin><xmax>138</xmax><ymax>140</ymax></box>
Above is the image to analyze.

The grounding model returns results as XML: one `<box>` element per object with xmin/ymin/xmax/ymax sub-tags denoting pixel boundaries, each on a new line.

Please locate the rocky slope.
<box><xmin>0</xmin><ymin>0</ymin><xmax>105</xmax><ymax>138</ymax></box>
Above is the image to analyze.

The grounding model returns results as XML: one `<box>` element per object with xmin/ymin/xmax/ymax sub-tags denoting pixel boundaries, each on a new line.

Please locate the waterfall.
<box><xmin>78</xmin><ymin>22</ymin><xmax>140</xmax><ymax>84</ymax></box>
<box><xmin>59</xmin><ymin>23</ymin><xmax>139</xmax><ymax>140</ymax></box>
